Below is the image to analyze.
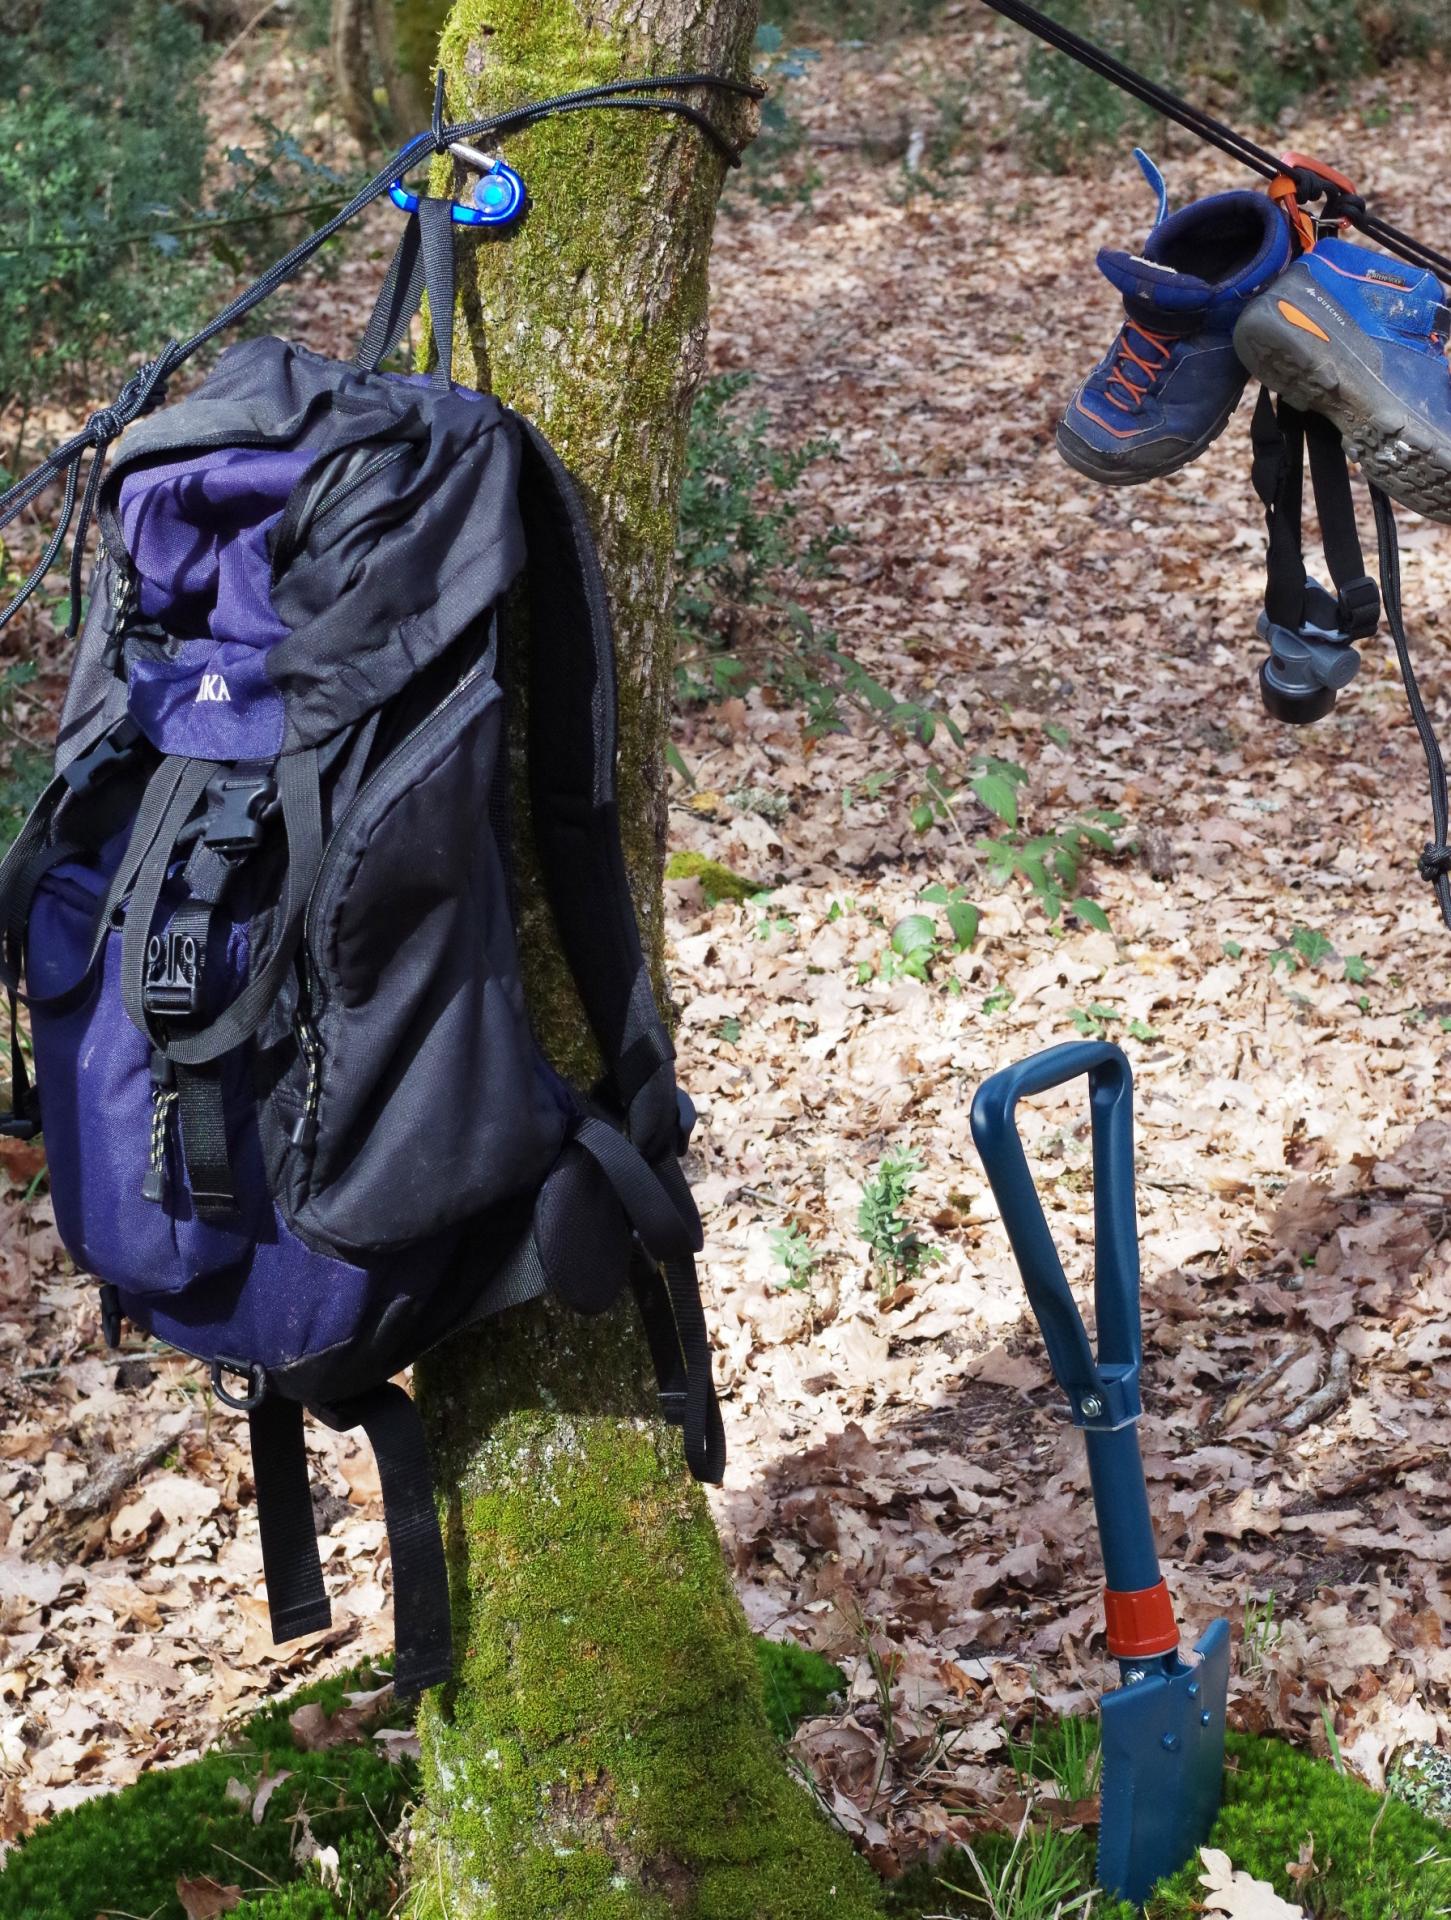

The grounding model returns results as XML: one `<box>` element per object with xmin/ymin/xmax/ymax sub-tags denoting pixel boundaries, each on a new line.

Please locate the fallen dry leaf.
<box><xmin>1199</xmin><ymin>1847</ymin><xmax>1306</xmax><ymax>1918</ymax></box>
<box><xmin>175</xmin><ymin>1875</ymin><xmax>243</xmax><ymax>1919</ymax></box>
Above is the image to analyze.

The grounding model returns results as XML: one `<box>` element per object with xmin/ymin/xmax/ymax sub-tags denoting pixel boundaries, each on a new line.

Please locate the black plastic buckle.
<box><xmin>203</xmin><ymin>770</ymin><xmax>278</xmax><ymax>856</ymax></box>
<box><xmin>1337</xmin><ymin>574</ymin><xmax>1381</xmax><ymax>641</ymax></box>
<box><xmin>62</xmin><ymin>716</ymin><xmax>143</xmax><ymax>797</ymax></box>
<box><xmin>144</xmin><ymin>927</ymin><xmax>203</xmax><ymax>1020</ymax></box>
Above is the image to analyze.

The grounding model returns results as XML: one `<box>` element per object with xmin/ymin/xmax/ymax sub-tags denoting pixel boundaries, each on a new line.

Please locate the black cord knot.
<box><xmin>1418</xmin><ymin>843</ymin><xmax>1451</xmax><ymax>882</ymax></box>
<box><xmin>85</xmin><ymin>404</ymin><xmax>125</xmax><ymax>448</ymax></box>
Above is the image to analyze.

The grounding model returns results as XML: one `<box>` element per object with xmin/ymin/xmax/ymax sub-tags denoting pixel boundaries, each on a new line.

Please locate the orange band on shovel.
<box><xmin>1103</xmin><ymin>1579</ymin><xmax>1180</xmax><ymax>1658</ymax></box>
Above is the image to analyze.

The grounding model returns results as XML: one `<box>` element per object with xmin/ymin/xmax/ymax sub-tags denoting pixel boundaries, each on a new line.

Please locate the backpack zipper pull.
<box><xmin>142</xmin><ymin>1049</ymin><xmax>177</xmax><ymax>1203</ymax></box>
<box><xmin>290</xmin><ymin>1015</ymin><xmax>320</xmax><ymax>1152</ymax></box>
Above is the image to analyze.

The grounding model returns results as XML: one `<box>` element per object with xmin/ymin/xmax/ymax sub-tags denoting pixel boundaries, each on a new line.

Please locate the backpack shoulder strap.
<box><xmin>512</xmin><ymin>418</ymin><xmax>678</xmax><ymax>1160</ymax></box>
<box><xmin>512</xmin><ymin>419</ymin><xmax>725</xmax><ymax>1484</ymax></box>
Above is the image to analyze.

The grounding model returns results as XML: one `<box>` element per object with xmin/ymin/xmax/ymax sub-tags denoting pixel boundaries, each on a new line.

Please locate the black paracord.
<box><xmin>0</xmin><ymin>69</ymin><xmax>764</xmax><ymax>640</ymax></box>
<box><xmin>1370</xmin><ymin>489</ymin><xmax>1451</xmax><ymax>930</ymax></box>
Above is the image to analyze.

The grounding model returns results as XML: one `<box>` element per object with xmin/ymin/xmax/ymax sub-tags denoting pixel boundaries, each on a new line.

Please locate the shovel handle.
<box><xmin>971</xmin><ymin>1041</ymin><xmax>1179</xmax><ymax>1661</ymax></box>
<box><xmin>970</xmin><ymin>1041</ymin><xmax>1141</xmax><ymax>1428</ymax></box>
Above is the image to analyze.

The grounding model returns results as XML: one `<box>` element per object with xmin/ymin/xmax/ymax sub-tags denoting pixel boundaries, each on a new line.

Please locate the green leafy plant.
<box><xmin>976</xmin><ymin>783</ymin><xmax>1124</xmax><ymax>932</ymax></box>
<box><xmin>1269</xmin><ymin>922</ymin><xmax>1357</xmax><ymax>978</ymax></box>
<box><xmin>858</xmin><ymin>1147</ymin><xmax>938</xmax><ymax>1287</ymax></box>
<box><xmin>0</xmin><ymin>5</ymin><xmax>352</xmax><ymax>443</ymax></box>
<box><xmin>1068</xmin><ymin>1004</ymin><xmax>1159</xmax><ymax>1044</ymax></box>
<box><xmin>674</xmin><ymin>372</ymin><xmax>843</xmax><ymax>705</ymax></box>
<box><xmin>1007</xmin><ymin>1714</ymin><xmax>1102</xmax><ymax>1805</ymax></box>
<box><xmin>0</xmin><ymin>662</ymin><xmax>50</xmax><ymax>848</ymax></box>
<box><xmin>769</xmin><ymin>1222</ymin><xmax>818</xmax><ymax>1291</ymax></box>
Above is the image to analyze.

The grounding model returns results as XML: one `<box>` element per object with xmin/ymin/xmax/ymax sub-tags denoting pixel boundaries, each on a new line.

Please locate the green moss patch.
<box><xmin>664</xmin><ymin>850</ymin><xmax>760</xmax><ymax>905</ymax></box>
<box><xmin>884</xmin><ymin>1731</ymin><xmax>1451</xmax><ymax>1918</ymax></box>
<box><xmin>0</xmin><ymin>1661</ymin><xmax>414</xmax><ymax>1920</ymax></box>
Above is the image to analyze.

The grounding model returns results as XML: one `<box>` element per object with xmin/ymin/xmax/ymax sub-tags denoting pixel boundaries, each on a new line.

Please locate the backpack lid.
<box><xmin>99</xmin><ymin>337</ymin><xmax>527</xmax><ymax>753</ymax></box>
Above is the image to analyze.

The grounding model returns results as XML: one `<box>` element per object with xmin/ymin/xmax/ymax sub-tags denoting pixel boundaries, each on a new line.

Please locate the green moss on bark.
<box><xmin>411</xmin><ymin>1405</ymin><xmax>882</xmax><ymax>1919</ymax></box>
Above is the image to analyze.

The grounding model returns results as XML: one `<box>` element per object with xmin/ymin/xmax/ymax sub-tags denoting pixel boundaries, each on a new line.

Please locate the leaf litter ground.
<box><xmin>3</xmin><ymin>10</ymin><xmax>1451</xmax><ymax>1891</ymax></box>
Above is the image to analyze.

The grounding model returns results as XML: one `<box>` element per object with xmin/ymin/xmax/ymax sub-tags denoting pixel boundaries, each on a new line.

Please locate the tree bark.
<box><xmin>409</xmin><ymin>4</ymin><xmax>886</xmax><ymax>1917</ymax></box>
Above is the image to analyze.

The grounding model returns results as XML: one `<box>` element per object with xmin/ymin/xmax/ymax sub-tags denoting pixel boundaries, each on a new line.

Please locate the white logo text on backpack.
<box><xmin>196</xmin><ymin>673</ymin><xmax>232</xmax><ymax>704</ymax></box>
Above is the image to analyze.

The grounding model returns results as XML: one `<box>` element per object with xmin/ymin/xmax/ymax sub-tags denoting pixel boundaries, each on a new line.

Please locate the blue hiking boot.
<box><xmin>1234</xmin><ymin>236</ymin><xmax>1451</xmax><ymax>522</ymax></box>
<box><xmin>1058</xmin><ymin>151</ymin><xmax>1293</xmax><ymax>485</ymax></box>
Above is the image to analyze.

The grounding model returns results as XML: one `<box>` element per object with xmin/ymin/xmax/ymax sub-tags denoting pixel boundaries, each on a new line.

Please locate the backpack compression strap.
<box><xmin>513</xmin><ymin>420</ymin><xmax>726</xmax><ymax>1484</ymax></box>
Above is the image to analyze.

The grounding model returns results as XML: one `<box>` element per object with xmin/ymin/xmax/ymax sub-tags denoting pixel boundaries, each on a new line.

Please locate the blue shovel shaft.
<box><xmin>1085</xmin><ymin>1423</ymin><xmax>1164</xmax><ymax>1598</ymax></box>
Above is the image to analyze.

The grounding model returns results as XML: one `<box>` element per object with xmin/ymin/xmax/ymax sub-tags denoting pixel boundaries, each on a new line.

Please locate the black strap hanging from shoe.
<box><xmin>1250</xmin><ymin>387</ymin><xmax>1378</xmax><ymax>640</ymax></box>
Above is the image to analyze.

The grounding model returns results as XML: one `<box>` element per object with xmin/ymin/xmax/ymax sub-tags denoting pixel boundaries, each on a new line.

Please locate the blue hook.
<box><xmin>389</xmin><ymin>146</ymin><xmax>527</xmax><ymax>231</ymax></box>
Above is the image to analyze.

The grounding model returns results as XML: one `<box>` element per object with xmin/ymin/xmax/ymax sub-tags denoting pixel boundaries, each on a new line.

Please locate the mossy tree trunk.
<box><xmin>409</xmin><ymin>5</ymin><xmax>886</xmax><ymax>1918</ymax></box>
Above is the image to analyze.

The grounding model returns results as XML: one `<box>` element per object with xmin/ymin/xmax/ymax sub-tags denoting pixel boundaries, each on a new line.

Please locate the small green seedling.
<box><xmin>858</xmin><ymin>1148</ymin><xmax>939</xmax><ymax>1289</ymax></box>
<box><xmin>769</xmin><ymin>1223</ymin><xmax>817</xmax><ymax>1292</ymax></box>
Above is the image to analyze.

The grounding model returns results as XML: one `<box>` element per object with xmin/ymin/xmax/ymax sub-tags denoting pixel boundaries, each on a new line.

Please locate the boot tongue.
<box><xmin>1098</xmin><ymin>247</ymin><xmax>1214</xmax><ymax>333</ymax></box>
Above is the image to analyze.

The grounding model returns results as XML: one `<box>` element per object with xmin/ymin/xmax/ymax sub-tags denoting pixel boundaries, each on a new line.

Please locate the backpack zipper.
<box><xmin>309</xmin><ymin>443</ymin><xmax>410</xmax><ymax>533</ymax></box>
<box><xmin>302</xmin><ymin>664</ymin><xmax>492</xmax><ymax>958</ymax></box>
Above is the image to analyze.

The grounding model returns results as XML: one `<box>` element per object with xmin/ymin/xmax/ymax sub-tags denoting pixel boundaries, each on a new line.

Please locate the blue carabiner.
<box><xmin>388</xmin><ymin>155</ymin><xmax>527</xmax><ymax>231</ymax></box>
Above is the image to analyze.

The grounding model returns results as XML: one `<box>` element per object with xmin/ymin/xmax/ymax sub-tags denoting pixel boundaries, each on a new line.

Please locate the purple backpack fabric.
<box><xmin>0</xmin><ymin>327</ymin><xmax>722</xmax><ymax>1693</ymax></box>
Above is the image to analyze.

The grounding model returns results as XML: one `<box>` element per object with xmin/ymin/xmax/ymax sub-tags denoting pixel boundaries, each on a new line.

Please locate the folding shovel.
<box><xmin>970</xmin><ymin>1040</ymin><xmax>1229</xmax><ymax>1905</ymax></box>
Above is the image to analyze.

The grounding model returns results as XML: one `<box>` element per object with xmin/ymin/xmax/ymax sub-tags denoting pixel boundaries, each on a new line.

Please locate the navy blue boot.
<box><xmin>1059</xmin><ymin>152</ymin><xmax>1293</xmax><ymax>485</ymax></box>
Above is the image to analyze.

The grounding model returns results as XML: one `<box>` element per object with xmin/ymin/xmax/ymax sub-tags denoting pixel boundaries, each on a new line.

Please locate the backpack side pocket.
<box><xmin>290</xmin><ymin>668</ymin><xmax>568</xmax><ymax>1255</ymax></box>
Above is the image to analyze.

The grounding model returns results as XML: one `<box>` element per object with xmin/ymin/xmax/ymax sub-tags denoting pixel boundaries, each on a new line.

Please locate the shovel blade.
<box><xmin>1096</xmin><ymin>1616</ymin><xmax>1231</xmax><ymax>1904</ymax></box>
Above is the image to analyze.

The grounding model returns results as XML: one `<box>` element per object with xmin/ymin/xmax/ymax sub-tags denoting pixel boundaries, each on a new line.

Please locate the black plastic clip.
<box><xmin>1337</xmin><ymin>573</ymin><xmax>1381</xmax><ymax>640</ymax></box>
<box><xmin>202</xmin><ymin>770</ymin><xmax>278</xmax><ymax>856</ymax></box>
<box><xmin>62</xmin><ymin>716</ymin><xmax>144</xmax><ymax>797</ymax></box>
<box><xmin>144</xmin><ymin>929</ymin><xmax>203</xmax><ymax>1020</ymax></box>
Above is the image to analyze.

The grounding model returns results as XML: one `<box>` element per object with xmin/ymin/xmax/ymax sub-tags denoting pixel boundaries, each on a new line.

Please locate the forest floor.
<box><xmin>4</xmin><ymin>3</ymin><xmax>1451</xmax><ymax>1887</ymax></box>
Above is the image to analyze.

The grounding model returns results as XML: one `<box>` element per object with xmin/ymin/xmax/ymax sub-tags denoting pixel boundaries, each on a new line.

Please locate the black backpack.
<box><xmin>0</xmin><ymin>197</ymin><xmax>723</xmax><ymax>1694</ymax></box>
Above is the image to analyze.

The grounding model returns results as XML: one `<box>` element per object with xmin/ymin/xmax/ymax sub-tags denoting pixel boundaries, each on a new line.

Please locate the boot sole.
<box><xmin>1235</xmin><ymin>292</ymin><xmax>1451</xmax><ymax>524</ymax></box>
<box><xmin>1055</xmin><ymin>398</ymin><xmax>1241</xmax><ymax>487</ymax></box>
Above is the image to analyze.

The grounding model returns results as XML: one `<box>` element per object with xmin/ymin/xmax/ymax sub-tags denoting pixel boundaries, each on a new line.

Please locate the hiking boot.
<box><xmin>1058</xmin><ymin>151</ymin><xmax>1293</xmax><ymax>485</ymax></box>
<box><xmin>1234</xmin><ymin>236</ymin><xmax>1451</xmax><ymax>523</ymax></box>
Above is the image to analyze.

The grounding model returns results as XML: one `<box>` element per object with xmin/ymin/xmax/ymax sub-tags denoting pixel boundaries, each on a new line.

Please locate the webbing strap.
<box><xmin>1250</xmin><ymin>388</ymin><xmax>1377</xmax><ymax>639</ymax></box>
<box><xmin>315</xmin><ymin>1384</ymin><xmax>452</xmax><ymax>1695</ymax></box>
<box><xmin>119</xmin><ymin>759</ymin><xmax>215</xmax><ymax>1040</ymax></box>
<box><xmin>572</xmin><ymin>1116</ymin><xmax>721</xmax><ymax>1483</ymax></box>
<box><xmin>250</xmin><ymin>1396</ymin><xmax>332</xmax><ymax>1643</ymax></box>
<box><xmin>417</xmin><ymin>194</ymin><xmax>457</xmax><ymax>388</ymax></box>
<box><xmin>515</xmin><ymin>423</ymin><xmax>679</xmax><ymax>1149</ymax></box>
<box><xmin>357</xmin><ymin>214</ymin><xmax>428</xmax><ymax>373</ymax></box>
<box><xmin>176</xmin><ymin>1058</ymin><xmax>234</xmax><ymax>1219</ymax></box>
